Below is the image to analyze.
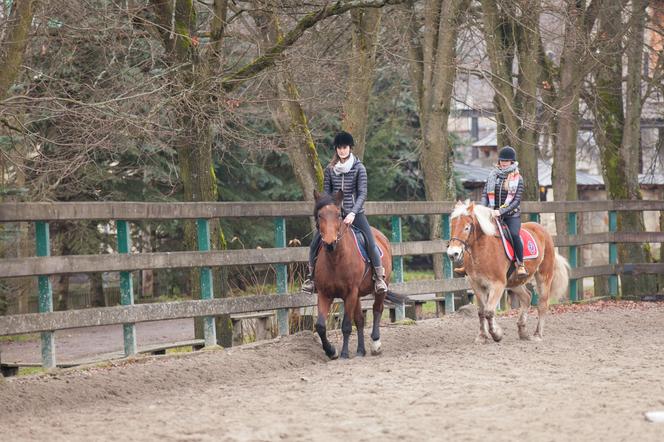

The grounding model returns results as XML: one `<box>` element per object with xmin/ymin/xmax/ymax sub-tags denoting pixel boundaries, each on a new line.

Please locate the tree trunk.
<box><xmin>552</xmin><ymin>0</ymin><xmax>585</xmax><ymax>239</ymax></box>
<box><xmin>480</xmin><ymin>0</ymin><xmax>541</xmax><ymax>200</ymax></box>
<box><xmin>90</xmin><ymin>272</ymin><xmax>105</xmax><ymax>308</ymax></box>
<box><xmin>593</xmin><ymin>0</ymin><xmax>655</xmax><ymax>297</ymax></box>
<box><xmin>254</xmin><ymin>6</ymin><xmax>324</xmax><ymax>198</ymax></box>
<box><xmin>342</xmin><ymin>8</ymin><xmax>382</xmax><ymax>160</ymax></box>
<box><xmin>0</xmin><ymin>0</ymin><xmax>35</xmax><ymax>100</ymax></box>
<box><xmin>404</xmin><ymin>0</ymin><xmax>468</xmax><ymax>284</ymax></box>
<box><xmin>149</xmin><ymin>0</ymin><xmax>231</xmax><ymax>342</ymax></box>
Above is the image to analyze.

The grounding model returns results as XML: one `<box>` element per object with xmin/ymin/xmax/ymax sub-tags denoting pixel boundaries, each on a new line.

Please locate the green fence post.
<box><xmin>528</xmin><ymin>213</ymin><xmax>540</xmax><ymax>305</ymax></box>
<box><xmin>568</xmin><ymin>212</ymin><xmax>578</xmax><ymax>302</ymax></box>
<box><xmin>116</xmin><ymin>220</ymin><xmax>137</xmax><ymax>356</ymax></box>
<box><xmin>608</xmin><ymin>210</ymin><xmax>618</xmax><ymax>297</ymax></box>
<box><xmin>35</xmin><ymin>221</ymin><xmax>56</xmax><ymax>369</ymax></box>
<box><xmin>442</xmin><ymin>214</ymin><xmax>454</xmax><ymax>314</ymax></box>
<box><xmin>275</xmin><ymin>217</ymin><xmax>289</xmax><ymax>336</ymax></box>
<box><xmin>391</xmin><ymin>216</ymin><xmax>405</xmax><ymax>321</ymax></box>
<box><xmin>197</xmin><ymin>219</ymin><xmax>217</xmax><ymax>347</ymax></box>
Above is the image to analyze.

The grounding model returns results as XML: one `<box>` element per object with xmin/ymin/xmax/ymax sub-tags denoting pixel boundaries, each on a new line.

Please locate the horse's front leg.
<box><xmin>340</xmin><ymin>292</ymin><xmax>359</xmax><ymax>358</ymax></box>
<box><xmin>370</xmin><ymin>292</ymin><xmax>385</xmax><ymax>355</ymax></box>
<box><xmin>469</xmin><ymin>280</ymin><xmax>490</xmax><ymax>344</ymax></box>
<box><xmin>354</xmin><ymin>296</ymin><xmax>367</xmax><ymax>357</ymax></box>
<box><xmin>485</xmin><ymin>282</ymin><xmax>506</xmax><ymax>342</ymax></box>
<box><xmin>316</xmin><ymin>294</ymin><xmax>338</xmax><ymax>359</ymax></box>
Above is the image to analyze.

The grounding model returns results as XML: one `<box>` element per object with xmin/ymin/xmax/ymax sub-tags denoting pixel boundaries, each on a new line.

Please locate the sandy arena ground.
<box><xmin>1</xmin><ymin>301</ymin><xmax>664</xmax><ymax>441</ymax></box>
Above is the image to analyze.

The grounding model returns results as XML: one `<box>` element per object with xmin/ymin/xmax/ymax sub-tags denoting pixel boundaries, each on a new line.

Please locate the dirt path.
<box><xmin>2</xmin><ymin>302</ymin><xmax>664</xmax><ymax>441</ymax></box>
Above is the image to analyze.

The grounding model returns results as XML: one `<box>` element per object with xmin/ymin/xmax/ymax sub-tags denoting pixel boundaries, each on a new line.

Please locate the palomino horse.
<box><xmin>446</xmin><ymin>200</ymin><xmax>570</xmax><ymax>342</ymax></box>
<box><xmin>313</xmin><ymin>190</ymin><xmax>395</xmax><ymax>359</ymax></box>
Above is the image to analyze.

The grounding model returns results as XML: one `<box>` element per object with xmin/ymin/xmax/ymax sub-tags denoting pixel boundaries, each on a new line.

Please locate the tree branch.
<box><xmin>220</xmin><ymin>0</ymin><xmax>405</xmax><ymax>91</ymax></box>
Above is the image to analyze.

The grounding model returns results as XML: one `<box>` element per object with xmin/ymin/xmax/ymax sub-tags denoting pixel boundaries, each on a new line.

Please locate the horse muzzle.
<box><xmin>446</xmin><ymin>247</ymin><xmax>464</xmax><ymax>264</ymax></box>
<box><xmin>324</xmin><ymin>241</ymin><xmax>337</xmax><ymax>252</ymax></box>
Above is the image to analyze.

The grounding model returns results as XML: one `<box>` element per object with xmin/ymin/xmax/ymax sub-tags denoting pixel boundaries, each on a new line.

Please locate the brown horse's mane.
<box><xmin>314</xmin><ymin>193</ymin><xmax>337</xmax><ymax>217</ymax></box>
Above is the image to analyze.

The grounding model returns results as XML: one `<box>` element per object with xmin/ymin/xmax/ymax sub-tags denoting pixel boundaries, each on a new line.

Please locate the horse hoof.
<box><xmin>490</xmin><ymin>329</ymin><xmax>504</xmax><ymax>342</ymax></box>
<box><xmin>519</xmin><ymin>333</ymin><xmax>531</xmax><ymax>341</ymax></box>
<box><xmin>370</xmin><ymin>339</ymin><xmax>382</xmax><ymax>355</ymax></box>
<box><xmin>475</xmin><ymin>335</ymin><xmax>489</xmax><ymax>344</ymax></box>
<box><xmin>327</xmin><ymin>348</ymin><xmax>339</xmax><ymax>360</ymax></box>
<box><xmin>340</xmin><ymin>352</ymin><xmax>350</xmax><ymax>359</ymax></box>
<box><xmin>356</xmin><ymin>349</ymin><xmax>366</xmax><ymax>357</ymax></box>
<box><xmin>532</xmin><ymin>334</ymin><xmax>543</xmax><ymax>342</ymax></box>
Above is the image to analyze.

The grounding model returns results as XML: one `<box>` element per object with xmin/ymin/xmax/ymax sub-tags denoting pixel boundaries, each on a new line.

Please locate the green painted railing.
<box><xmin>568</xmin><ymin>212</ymin><xmax>578</xmax><ymax>302</ymax></box>
<box><xmin>390</xmin><ymin>216</ymin><xmax>405</xmax><ymax>321</ymax></box>
<box><xmin>35</xmin><ymin>221</ymin><xmax>55</xmax><ymax>369</ymax></box>
<box><xmin>197</xmin><ymin>219</ymin><xmax>217</xmax><ymax>347</ymax></box>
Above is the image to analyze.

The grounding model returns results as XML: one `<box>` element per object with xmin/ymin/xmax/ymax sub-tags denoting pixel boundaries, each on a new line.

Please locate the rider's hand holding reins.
<box><xmin>491</xmin><ymin>209</ymin><xmax>500</xmax><ymax>218</ymax></box>
<box><xmin>344</xmin><ymin>212</ymin><xmax>355</xmax><ymax>225</ymax></box>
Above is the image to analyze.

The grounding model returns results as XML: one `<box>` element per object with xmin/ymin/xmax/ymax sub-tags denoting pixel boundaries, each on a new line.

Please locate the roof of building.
<box><xmin>455</xmin><ymin>161</ymin><xmax>662</xmax><ymax>188</ymax></box>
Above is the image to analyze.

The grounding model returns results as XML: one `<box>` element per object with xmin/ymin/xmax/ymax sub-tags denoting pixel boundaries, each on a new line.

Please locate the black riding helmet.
<box><xmin>333</xmin><ymin>131</ymin><xmax>355</xmax><ymax>149</ymax></box>
<box><xmin>498</xmin><ymin>145</ymin><xmax>516</xmax><ymax>162</ymax></box>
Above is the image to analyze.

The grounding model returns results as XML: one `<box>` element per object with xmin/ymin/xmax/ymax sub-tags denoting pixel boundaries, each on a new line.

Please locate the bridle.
<box><xmin>319</xmin><ymin>209</ymin><xmax>350</xmax><ymax>250</ymax></box>
<box><xmin>449</xmin><ymin>217</ymin><xmax>476</xmax><ymax>258</ymax></box>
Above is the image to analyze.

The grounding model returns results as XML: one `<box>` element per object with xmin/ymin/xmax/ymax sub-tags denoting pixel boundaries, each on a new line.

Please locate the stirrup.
<box><xmin>516</xmin><ymin>264</ymin><xmax>528</xmax><ymax>276</ymax></box>
<box><xmin>302</xmin><ymin>278</ymin><xmax>315</xmax><ymax>293</ymax></box>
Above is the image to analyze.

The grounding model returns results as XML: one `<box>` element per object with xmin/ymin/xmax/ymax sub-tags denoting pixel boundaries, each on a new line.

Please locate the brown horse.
<box><xmin>446</xmin><ymin>200</ymin><xmax>570</xmax><ymax>343</ymax></box>
<box><xmin>313</xmin><ymin>190</ymin><xmax>395</xmax><ymax>359</ymax></box>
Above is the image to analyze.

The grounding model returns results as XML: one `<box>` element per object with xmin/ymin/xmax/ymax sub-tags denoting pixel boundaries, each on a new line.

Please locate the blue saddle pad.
<box><xmin>351</xmin><ymin>226</ymin><xmax>383</xmax><ymax>263</ymax></box>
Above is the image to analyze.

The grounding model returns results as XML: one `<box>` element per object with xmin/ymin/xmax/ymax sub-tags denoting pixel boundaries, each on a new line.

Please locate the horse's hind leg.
<box><xmin>370</xmin><ymin>293</ymin><xmax>385</xmax><ymax>355</ymax></box>
<box><xmin>510</xmin><ymin>285</ymin><xmax>532</xmax><ymax>340</ymax></box>
<box><xmin>316</xmin><ymin>294</ymin><xmax>338</xmax><ymax>359</ymax></box>
<box><xmin>533</xmin><ymin>273</ymin><xmax>552</xmax><ymax>341</ymax></box>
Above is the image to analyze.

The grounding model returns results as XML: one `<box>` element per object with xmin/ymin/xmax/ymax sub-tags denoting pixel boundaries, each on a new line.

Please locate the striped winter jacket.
<box><xmin>323</xmin><ymin>158</ymin><xmax>368</xmax><ymax>216</ymax></box>
<box><xmin>480</xmin><ymin>174</ymin><xmax>524</xmax><ymax>218</ymax></box>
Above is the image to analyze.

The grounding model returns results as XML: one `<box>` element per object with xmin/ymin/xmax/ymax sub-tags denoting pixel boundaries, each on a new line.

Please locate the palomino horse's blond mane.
<box><xmin>451</xmin><ymin>200</ymin><xmax>496</xmax><ymax>236</ymax></box>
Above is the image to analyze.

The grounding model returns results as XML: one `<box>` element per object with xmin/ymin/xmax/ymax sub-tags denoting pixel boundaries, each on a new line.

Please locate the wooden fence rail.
<box><xmin>1</xmin><ymin>199</ymin><xmax>663</xmax><ymax>369</ymax></box>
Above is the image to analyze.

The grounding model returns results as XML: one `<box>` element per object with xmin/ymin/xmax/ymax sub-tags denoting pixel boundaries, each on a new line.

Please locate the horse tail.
<box><xmin>385</xmin><ymin>290</ymin><xmax>410</xmax><ymax>304</ymax></box>
<box><xmin>550</xmin><ymin>253</ymin><xmax>571</xmax><ymax>301</ymax></box>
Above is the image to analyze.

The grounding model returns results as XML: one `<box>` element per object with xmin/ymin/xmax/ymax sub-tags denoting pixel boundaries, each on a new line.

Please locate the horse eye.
<box><xmin>464</xmin><ymin>224</ymin><xmax>470</xmax><ymax>231</ymax></box>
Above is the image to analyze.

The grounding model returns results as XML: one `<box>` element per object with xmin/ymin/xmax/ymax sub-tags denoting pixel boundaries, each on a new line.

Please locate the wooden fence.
<box><xmin>1</xmin><ymin>199</ymin><xmax>663</xmax><ymax>369</ymax></box>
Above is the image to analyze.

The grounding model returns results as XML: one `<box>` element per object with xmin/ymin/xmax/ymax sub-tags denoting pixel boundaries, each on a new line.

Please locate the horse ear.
<box><xmin>468</xmin><ymin>201</ymin><xmax>475</xmax><ymax>212</ymax></box>
<box><xmin>314</xmin><ymin>189</ymin><xmax>321</xmax><ymax>201</ymax></box>
<box><xmin>334</xmin><ymin>190</ymin><xmax>344</xmax><ymax>206</ymax></box>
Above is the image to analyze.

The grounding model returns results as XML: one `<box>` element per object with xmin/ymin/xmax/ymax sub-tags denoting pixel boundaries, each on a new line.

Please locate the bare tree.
<box><xmin>590</xmin><ymin>0</ymin><xmax>656</xmax><ymax>296</ymax></box>
<box><xmin>341</xmin><ymin>7</ymin><xmax>382</xmax><ymax>159</ymax></box>
<box><xmin>401</xmin><ymin>0</ymin><xmax>469</xmax><ymax>284</ymax></box>
<box><xmin>478</xmin><ymin>0</ymin><xmax>541</xmax><ymax>200</ymax></box>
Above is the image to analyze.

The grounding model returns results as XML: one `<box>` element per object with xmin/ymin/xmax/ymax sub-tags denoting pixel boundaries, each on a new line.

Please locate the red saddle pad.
<box><xmin>495</xmin><ymin>220</ymin><xmax>539</xmax><ymax>262</ymax></box>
